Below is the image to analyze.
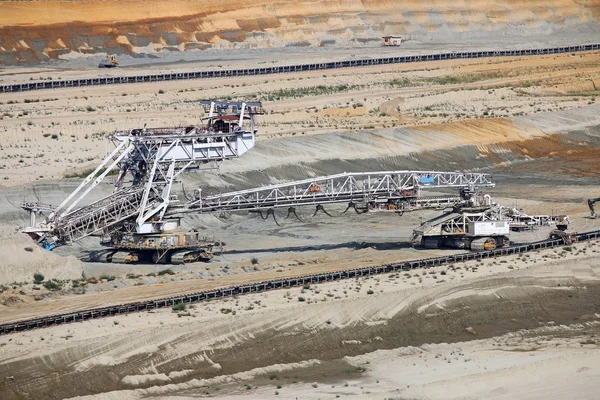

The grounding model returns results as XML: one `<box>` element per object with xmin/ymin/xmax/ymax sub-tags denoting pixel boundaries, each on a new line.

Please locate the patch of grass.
<box><xmin>64</xmin><ymin>167</ymin><xmax>118</xmax><ymax>179</ymax></box>
<box><xmin>258</xmin><ymin>84</ymin><xmax>360</xmax><ymax>101</ymax></box>
<box><xmin>158</xmin><ymin>268</ymin><xmax>175</xmax><ymax>276</ymax></box>
<box><xmin>43</xmin><ymin>280</ymin><xmax>60</xmax><ymax>291</ymax></box>
<box><xmin>424</xmin><ymin>71</ymin><xmax>503</xmax><ymax>86</ymax></box>
<box><xmin>344</xmin><ymin>366</ymin><xmax>367</xmax><ymax>374</ymax></box>
<box><xmin>172</xmin><ymin>303</ymin><xmax>186</xmax><ymax>311</ymax></box>
<box><xmin>388</xmin><ymin>78</ymin><xmax>412</xmax><ymax>87</ymax></box>
<box><xmin>298</xmin><ymin>296</ymin><xmax>306</xmax><ymax>302</ymax></box>
<box><xmin>100</xmin><ymin>274</ymin><xmax>116</xmax><ymax>281</ymax></box>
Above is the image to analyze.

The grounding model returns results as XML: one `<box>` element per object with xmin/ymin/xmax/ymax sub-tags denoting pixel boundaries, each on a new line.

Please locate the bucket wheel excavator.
<box><xmin>20</xmin><ymin>100</ymin><xmax>571</xmax><ymax>263</ymax></box>
<box><xmin>22</xmin><ymin>101</ymin><xmax>263</xmax><ymax>264</ymax></box>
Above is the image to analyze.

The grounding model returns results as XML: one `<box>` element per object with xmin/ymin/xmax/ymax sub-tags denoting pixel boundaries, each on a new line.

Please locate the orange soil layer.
<box><xmin>6</xmin><ymin>0</ymin><xmax>596</xmax><ymax>26</ymax></box>
<box><xmin>1</xmin><ymin>0</ymin><xmax>599</xmax><ymax>64</ymax></box>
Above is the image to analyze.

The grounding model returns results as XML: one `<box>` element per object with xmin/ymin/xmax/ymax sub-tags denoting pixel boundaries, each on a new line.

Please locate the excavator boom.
<box><xmin>176</xmin><ymin>171</ymin><xmax>494</xmax><ymax>215</ymax></box>
<box><xmin>588</xmin><ymin>198</ymin><xmax>600</xmax><ymax>217</ymax></box>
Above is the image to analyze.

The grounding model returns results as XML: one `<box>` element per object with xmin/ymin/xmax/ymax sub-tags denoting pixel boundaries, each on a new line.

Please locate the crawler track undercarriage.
<box><xmin>94</xmin><ymin>231</ymin><xmax>216</xmax><ymax>264</ymax></box>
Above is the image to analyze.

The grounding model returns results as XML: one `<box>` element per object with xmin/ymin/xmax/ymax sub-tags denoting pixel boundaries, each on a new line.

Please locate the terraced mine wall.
<box><xmin>2</xmin><ymin>43</ymin><xmax>599</xmax><ymax>93</ymax></box>
<box><xmin>2</xmin><ymin>0</ymin><xmax>600</xmax><ymax>64</ymax></box>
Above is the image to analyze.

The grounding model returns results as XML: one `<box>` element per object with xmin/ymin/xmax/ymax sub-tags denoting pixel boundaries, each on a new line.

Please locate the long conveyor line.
<box><xmin>1</xmin><ymin>43</ymin><xmax>599</xmax><ymax>93</ymax></box>
<box><xmin>1</xmin><ymin>229</ymin><xmax>598</xmax><ymax>336</ymax></box>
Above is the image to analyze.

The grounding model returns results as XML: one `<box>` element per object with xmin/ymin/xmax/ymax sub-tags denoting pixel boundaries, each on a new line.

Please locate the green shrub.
<box><xmin>158</xmin><ymin>268</ymin><xmax>175</xmax><ymax>276</ymax></box>
<box><xmin>298</xmin><ymin>296</ymin><xmax>306</xmax><ymax>302</ymax></box>
<box><xmin>172</xmin><ymin>303</ymin><xmax>186</xmax><ymax>311</ymax></box>
<box><xmin>33</xmin><ymin>273</ymin><xmax>44</xmax><ymax>284</ymax></box>
<box><xmin>250</xmin><ymin>257</ymin><xmax>259</xmax><ymax>265</ymax></box>
<box><xmin>367</xmin><ymin>289</ymin><xmax>374</xmax><ymax>295</ymax></box>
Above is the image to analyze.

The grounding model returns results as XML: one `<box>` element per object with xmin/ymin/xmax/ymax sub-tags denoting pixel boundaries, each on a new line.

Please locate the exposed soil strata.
<box><xmin>1</xmin><ymin>0</ymin><xmax>600</xmax><ymax>64</ymax></box>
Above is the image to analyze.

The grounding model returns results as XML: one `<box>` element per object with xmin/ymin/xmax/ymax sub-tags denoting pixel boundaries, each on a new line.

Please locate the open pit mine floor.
<box><xmin>0</xmin><ymin>240</ymin><xmax>599</xmax><ymax>400</ymax></box>
<box><xmin>2</xmin><ymin>40</ymin><xmax>600</xmax><ymax>399</ymax></box>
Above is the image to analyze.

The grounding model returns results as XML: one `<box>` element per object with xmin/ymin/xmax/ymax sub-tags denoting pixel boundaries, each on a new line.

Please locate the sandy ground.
<box><xmin>1</xmin><ymin>50</ymin><xmax>599</xmax><ymax>186</ymax></box>
<box><xmin>1</xmin><ymin>243</ymin><xmax>599</xmax><ymax>399</ymax></box>
<box><xmin>213</xmin><ymin>330</ymin><xmax>600</xmax><ymax>400</ymax></box>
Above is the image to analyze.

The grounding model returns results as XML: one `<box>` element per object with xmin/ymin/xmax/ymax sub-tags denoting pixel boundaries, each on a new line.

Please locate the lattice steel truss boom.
<box><xmin>176</xmin><ymin>171</ymin><xmax>495</xmax><ymax>214</ymax></box>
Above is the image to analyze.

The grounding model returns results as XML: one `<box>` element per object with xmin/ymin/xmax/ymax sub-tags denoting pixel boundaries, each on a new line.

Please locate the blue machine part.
<box><xmin>420</xmin><ymin>176</ymin><xmax>435</xmax><ymax>184</ymax></box>
<box><xmin>39</xmin><ymin>239</ymin><xmax>56</xmax><ymax>251</ymax></box>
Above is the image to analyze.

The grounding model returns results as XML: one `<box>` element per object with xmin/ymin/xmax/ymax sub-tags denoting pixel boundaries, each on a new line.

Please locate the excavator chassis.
<box><xmin>92</xmin><ymin>246</ymin><xmax>214</xmax><ymax>265</ymax></box>
<box><xmin>420</xmin><ymin>235</ymin><xmax>510</xmax><ymax>250</ymax></box>
<box><xmin>94</xmin><ymin>231</ymin><xmax>216</xmax><ymax>265</ymax></box>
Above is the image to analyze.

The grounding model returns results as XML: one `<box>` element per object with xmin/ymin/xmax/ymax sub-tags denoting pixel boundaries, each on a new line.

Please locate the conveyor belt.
<box><xmin>1</xmin><ymin>229</ymin><xmax>598</xmax><ymax>336</ymax></box>
<box><xmin>1</xmin><ymin>44</ymin><xmax>598</xmax><ymax>93</ymax></box>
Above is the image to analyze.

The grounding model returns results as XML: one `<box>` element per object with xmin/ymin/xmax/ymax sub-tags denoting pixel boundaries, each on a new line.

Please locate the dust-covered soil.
<box><xmin>0</xmin><ymin>244</ymin><xmax>599</xmax><ymax>399</ymax></box>
<box><xmin>1</xmin><ymin>51</ymin><xmax>600</xmax><ymax>186</ymax></box>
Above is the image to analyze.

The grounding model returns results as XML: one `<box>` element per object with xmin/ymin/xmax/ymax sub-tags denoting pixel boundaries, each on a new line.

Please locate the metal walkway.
<box><xmin>181</xmin><ymin>171</ymin><xmax>494</xmax><ymax>213</ymax></box>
